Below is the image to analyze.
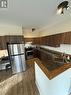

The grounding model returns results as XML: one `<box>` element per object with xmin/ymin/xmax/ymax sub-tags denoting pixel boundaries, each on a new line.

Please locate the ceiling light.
<box><xmin>32</xmin><ymin>28</ymin><xmax>35</xmax><ymax>32</ymax></box>
<box><xmin>57</xmin><ymin>7</ymin><xmax>63</xmax><ymax>14</ymax></box>
<box><xmin>0</xmin><ymin>0</ymin><xmax>7</xmax><ymax>8</ymax></box>
<box><xmin>57</xmin><ymin>1</ymin><xmax>69</xmax><ymax>15</ymax></box>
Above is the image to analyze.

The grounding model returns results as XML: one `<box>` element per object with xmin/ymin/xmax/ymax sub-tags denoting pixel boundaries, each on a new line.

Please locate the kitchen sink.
<box><xmin>42</xmin><ymin>60</ymin><xmax>64</xmax><ymax>71</ymax></box>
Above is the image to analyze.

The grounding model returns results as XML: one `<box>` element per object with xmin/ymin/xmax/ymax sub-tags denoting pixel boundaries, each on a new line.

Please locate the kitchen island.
<box><xmin>34</xmin><ymin>58</ymin><xmax>71</xmax><ymax>79</ymax></box>
<box><xmin>34</xmin><ymin>58</ymin><xmax>71</xmax><ymax>95</ymax></box>
<box><xmin>26</xmin><ymin>44</ymin><xmax>71</xmax><ymax>95</ymax></box>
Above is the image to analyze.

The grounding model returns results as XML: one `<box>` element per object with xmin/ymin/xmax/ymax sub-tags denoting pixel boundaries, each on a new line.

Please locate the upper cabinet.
<box><xmin>61</xmin><ymin>32</ymin><xmax>71</xmax><ymax>44</ymax></box>
<box><xmin>39</xmin><ymin>31</ymin><xmax>71</xmax><ymax>47</ymax></box>
<box><xmin>8</xmin><ymin>36</ymin><xmax>24</xmax><ymax>43</ymax></box>
<box><xmin>0</xmin><ymin>36</ymin><xmax>4</xmax><ymax>50</ymax></box>
<box><xmin>40</xmin><ymin>34</ymin><xmax>62</xmax><ymax>47</ymax></box>
<box><xmin>33</xmin><ymin>37</ymin><xmax>40</xmax><ymax>45</ymax></box>
<box><xmin>47</xmin><ymin>34</ymin><xmax>62</xmax><ymax>47</ymax></box>
<box><xmin>24</xmin><ymin>38</ymin><xmax>34</xmax><ymax>44</ymax></box>
<box><xmin>0</xmin><ymin>35</ymin><xmax>24</xmax><ymax>50</ymax></box>
<box><xmin>40</xmin><ymin>37</ymin><xmax>47</xmax><ymax>45</ymax></box>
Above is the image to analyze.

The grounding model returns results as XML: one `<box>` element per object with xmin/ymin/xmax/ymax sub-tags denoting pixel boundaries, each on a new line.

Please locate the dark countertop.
<box><xmin>0</xmin><ymin>56</ymin><xmax>10</xmax><ymax>64</ymax></box>
<box><xmin>28</xmin><ymin>46</ymin><xmax>71</xmax><ymax>79</ymax></box>
<box><xmin>0</xmin><ymin>60</ymin><xmax>10</xmax><ymax>64</ymax></box>
<box><xmin>34</xmin><ymin>58</ymin><xmax>71</xmax><ymax>80</ymax></box>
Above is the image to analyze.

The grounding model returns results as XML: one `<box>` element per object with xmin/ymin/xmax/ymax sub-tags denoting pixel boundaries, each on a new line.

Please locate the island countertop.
<box><xmin>34</xmin><ymin>58</ymin><xmax>71</xmax><ymax>80</ymax></box>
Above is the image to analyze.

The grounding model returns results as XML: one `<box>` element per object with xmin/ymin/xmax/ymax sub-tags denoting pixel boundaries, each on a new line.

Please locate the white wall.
<box><xmin>0</xmin><ymin>50</ymin><xmax>8</xmax><ymax>58</ymax></box>
<box><xmin>35</xmin><ymin>62</ymin><xmax>71</xmax><ymax>95</ymax></box>
<box><xmin>39</xmin><ymin>18</ymin><xmax>71</xmax><ymax>37</ymax></box>
<box><xmin>22</xmin><ymin>27</ymin><xmax>40</xmax><ymax>38</ymax></box>
<box><xmin>0</xmin><ymin>23</ymin><xmax>22</xmax><ymax>36</ymax></box>
<box><xmin>22</xmin><ymin>18</ymin><xmax>71</xmax><ymax>38</ymax></box>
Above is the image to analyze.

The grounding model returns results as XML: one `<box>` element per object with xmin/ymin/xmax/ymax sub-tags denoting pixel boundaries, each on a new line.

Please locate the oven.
<box><xmin>25</xmin><ymin>47</ymin><xmax>34</xmax><ymax>60</ymax></box>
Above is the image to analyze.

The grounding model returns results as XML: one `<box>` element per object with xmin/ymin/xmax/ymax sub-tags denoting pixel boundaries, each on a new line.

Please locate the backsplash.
<box><xmin>40</xmin><ymin>44</ymin><xmax>71</xmax><ymax>55</ymax></box>
<box><xmin>59</xmin><ymin>44</ymin><xmax>71</xmax><ymax>55</ymax></box>
<box><xmin>0</xmin><ymin>50</ymin><xmax>8</xmax><ymax>58</ymax></box>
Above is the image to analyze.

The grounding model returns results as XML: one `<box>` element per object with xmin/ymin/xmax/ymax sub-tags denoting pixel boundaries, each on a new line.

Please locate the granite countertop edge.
<box><xmin>34</xmin><ymin>58</ymin><xmax>71</xmax><ymax>80</ymax></box>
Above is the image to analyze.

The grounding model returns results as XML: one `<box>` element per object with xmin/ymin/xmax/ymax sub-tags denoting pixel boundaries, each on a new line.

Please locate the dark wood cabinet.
<box><xmin>7</xmin><ymin>36</ymin><xmax>24</xmax><ymax>43</ymax></box>
<box><xmin>24</xmin><ymin>38</ymin><xmax>34</xmax><ymax>44</ymax></box>
<box><xmin>0</xmin><ymin>36</ymin><xmax>7</xmax><ymax>49</ymax></box>
<box><xmin>39</xmin><ymin>32</ymin><xmax>71</xmax><ymax>47</ymax></box>
<box><xmin>33</xmin><ymin>37</ymin><xmax>40</xmax><ymax>45</ymax></box>
<box><xmin>47</xmin><ymin>34</ymin><xmax>62</xmax><ymax>47</ymax></box>
<box><xmin>40</xmin><ymin>34</ymin><xmax>62</xmax><ymax>47</ymax></box>
<box><xmin>24</xmin><ymin>37</ymin><xmax>40</xmax><ymax>45</ymax></box>
<box><xmin>0</xmin><ymin>31</ymin><xmax>70</xmax><ymax>50</ymax></box>
<box><xmin>61</xmin><ymin>32</ymin><xmax>71</xmax><ymax>44</ymax></box>
<box><xmin>0</xmin><ymin>36</ymin><xmax>3</xmax><ymax>49</ymax></box>
<box><xmin>40</xmin><ymin>37</ymin><xmax>47</xmax><ymax>45</ymax></box>
<box><xmin>33</xmin><ymin>49</ymin><xmax>41</xmax><ymax>59</ymax></box>
<box><xmin>0</xmin><ymin>35</ymin><xmax>24</xmax><ymax>50</ymax></box>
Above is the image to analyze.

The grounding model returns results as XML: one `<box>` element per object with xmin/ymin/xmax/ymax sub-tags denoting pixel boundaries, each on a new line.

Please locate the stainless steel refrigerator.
<box><xmin>7</xmin><ymin>43</ymin><xmax>26</xmax><ymax>74</ymax></box>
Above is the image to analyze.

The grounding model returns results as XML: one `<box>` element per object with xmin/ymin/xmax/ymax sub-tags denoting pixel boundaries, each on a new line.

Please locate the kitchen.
<box><xmin>0</xmin><ymin>0</ymin><xmax>71</xmax><ymax>95</ymax></box>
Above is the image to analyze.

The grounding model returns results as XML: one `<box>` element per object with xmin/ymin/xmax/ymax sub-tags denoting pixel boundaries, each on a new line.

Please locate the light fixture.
<box><xmin>0</xmin><ymin>0</ymin><xmax>7</xmax><ymax>8</ymax></box>
<box><xmin>32</xmin><ymin>28</ymin><xmax>35</xmax><ymax>32</ymax></box>
<box><xmin>57</xmin><ymin>1</ymin><xmax>69</xmax><ymax>14</ymax></box>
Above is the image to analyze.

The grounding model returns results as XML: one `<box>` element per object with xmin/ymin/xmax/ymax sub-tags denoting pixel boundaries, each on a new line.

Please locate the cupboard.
<box><xmin>0</xmin><ymin>35</ymin><xmax>24</xmax><ymax>50</ymax></box>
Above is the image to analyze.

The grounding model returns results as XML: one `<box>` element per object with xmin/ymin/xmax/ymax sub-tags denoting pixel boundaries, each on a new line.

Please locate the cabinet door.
<box><xmin>33</xmin><ymin>38</ymin><xmax>40</xmax><ymax>45</ymax></box>
<box><xmin>0</xmin><ymin>36</ymin><xmax>3</xmax><ymax>49</ymax></box>
<box><xmin>62</xmin><ymin>32</ymin><xmax>71</xmax><ymax>44</ymax></box>
<box><xmin>0</xmin><ymin>36</ymin><xmax>7</xmax><ymax>50</ymax></box>
<box><xmin>33</xmin><ymin>49</ymin><xmax>41</xmax><ymax>59</ymax></box>
<box><xmin>15</xmin><ymin>36</ymin><xmax>24</xmax><ymax>43</ymax></box>
<box><xmin>53</xmin><ymin>34</ymin><xmax>62</xmax><ymax>47</ymax></box>
<box><xmin>24</xmin><ymin>38</ymin><xmax>34</xmax><ymax>43</ymax></box>
<box><xmin>47</xmin><ymin>34</ymin><xmax>62</xmax><ymax>47</ymax></box>
<box><xmin>5</xmin><ymin>36</ymin><xmax>24</xmax><ymax>44</ymax></box>
<box><xmin>1</xmin><ymin>36</ymin><xmax>7</xmax><ymax>49</ymax></box>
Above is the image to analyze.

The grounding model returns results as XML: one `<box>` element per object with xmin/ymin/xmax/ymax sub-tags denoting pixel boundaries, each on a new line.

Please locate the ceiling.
<box><xmin>0</xmin><ymin>0</ymin><xmax>71</xmax><ymax>28</ymax></box>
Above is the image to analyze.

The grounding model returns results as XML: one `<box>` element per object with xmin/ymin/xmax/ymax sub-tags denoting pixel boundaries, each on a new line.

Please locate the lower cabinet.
<box><xmin>33</xmin><ymin>49</ymin><xmax>41</xmax><ymax>59</ymax></box>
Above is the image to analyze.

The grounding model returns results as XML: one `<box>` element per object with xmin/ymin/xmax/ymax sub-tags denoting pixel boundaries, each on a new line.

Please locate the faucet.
<box><xmin>61</xmin><ymin>53</ymin><xmax>70</xmax><ymax>63</ymax></box>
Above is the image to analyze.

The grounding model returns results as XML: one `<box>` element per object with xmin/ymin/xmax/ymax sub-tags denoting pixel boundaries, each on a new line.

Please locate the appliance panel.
<box><xmin>8</xmin><ymin>44</ymin><xmax>25</xmax><ymax>55</ymax></box>
<box><xmin>11</xmin><ymin>55</ymin><xmax>24</xmax><ymax>74</ymax></box>
<box><xmin>20</xmin><ymin>54</ymin><xmax>26</xmax><ymax>71</ymax></box>
<box><xmin>8</xmin><ymin>43</ymin><xmax>26</xmax><ymax>74</ymax></box>
<box><xmin>19</xmin><ymin>44</ymin><xmax>25</xmax><ymax>54</ymax></box>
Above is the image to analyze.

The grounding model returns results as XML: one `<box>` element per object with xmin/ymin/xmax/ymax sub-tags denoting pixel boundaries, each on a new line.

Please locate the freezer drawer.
<box><xmin>11</xmin><ymin>54</ymin><xmax>26</xmax><ymax>74</ymax></box>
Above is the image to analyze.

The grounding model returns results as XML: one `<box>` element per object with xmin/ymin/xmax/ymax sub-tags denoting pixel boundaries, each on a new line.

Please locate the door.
<box><xmin>8</xmin><ymin>44</ymin><xmax>25</xmax><ymax>55</ymax></box>
<box><xmin>11</xmin><ymin>54</ymin><xmax>25</xmax><ymax>74</ymax></box>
